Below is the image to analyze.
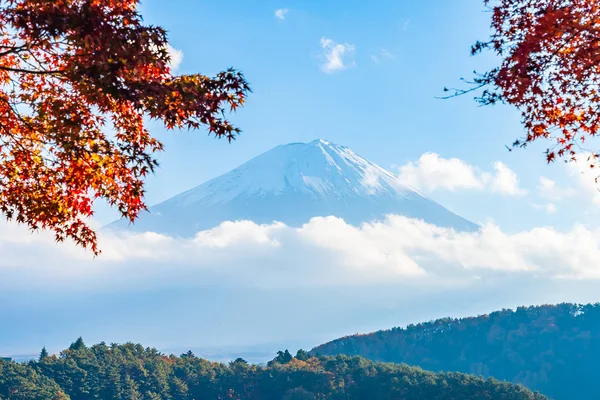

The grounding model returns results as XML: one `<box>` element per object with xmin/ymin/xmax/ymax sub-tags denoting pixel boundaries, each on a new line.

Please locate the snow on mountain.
<box><xmin>107</xmin><ymin>139</ymin><xmax>478</xmax><ymax>236</ymax></box>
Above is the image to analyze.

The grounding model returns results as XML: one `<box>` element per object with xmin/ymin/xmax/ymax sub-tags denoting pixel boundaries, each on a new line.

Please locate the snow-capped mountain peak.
<box><xmin>107</xmin><ymin>139</ymin><xmax>477</xmax><ymax>236</ymax></box>
<box><xmin>174</xmin><ymin>138</ymin><xmax>417</xmax><ymax>207</ymax></box>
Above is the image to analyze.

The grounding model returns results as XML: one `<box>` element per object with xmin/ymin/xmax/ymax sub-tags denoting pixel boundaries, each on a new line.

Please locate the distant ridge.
<box><xmin>310</xmin><ymin>303</ymin><xmax>600</xmax><ymax>400</ymax></box>
<box><xmin>107</xmin><ymin>139</ymin><xmax>478</xmax><ymax>235</ymax></box>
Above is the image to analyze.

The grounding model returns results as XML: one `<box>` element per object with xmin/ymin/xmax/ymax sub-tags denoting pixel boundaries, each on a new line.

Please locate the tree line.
<box><xmin>0</xmin><ymin>338</ymin><xmax>545</xmax><ymax>399</ymax></box>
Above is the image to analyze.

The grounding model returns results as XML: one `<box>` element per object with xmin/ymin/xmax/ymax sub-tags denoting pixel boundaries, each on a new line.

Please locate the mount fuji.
<box><xmin>107</xmin><ymin>139</ymin><xmax>478</xmax><ymax>236</ymax></box>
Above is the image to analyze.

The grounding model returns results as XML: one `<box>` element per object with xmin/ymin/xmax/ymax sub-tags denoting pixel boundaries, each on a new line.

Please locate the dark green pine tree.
<box><xmin>69</xmin><ymin>337</ymin><xmax>86</xmax><ymax>351</ymax></box>
<box><xmin>269</xmin><ymin>350</ymin><xmax>293</xmax><ymax>365</ymax></box>
<box><xmin>296</xmin><ymin>349</ymin><xmax>310</xmax><ymax>361</ymax></box>
<box><xmin>281</xmin><ymin>350</ymin><xmax>293</xmax><ymax>363</ymax></box>
<box><xmin>181</xmin><ymin>350</ymin><xmax>195</xmax><ymax>359</ymax></box>
<box><xmin>39</xmin><ymin>347</ymin><xmax>49</xmax><ymax>361</ymax></box>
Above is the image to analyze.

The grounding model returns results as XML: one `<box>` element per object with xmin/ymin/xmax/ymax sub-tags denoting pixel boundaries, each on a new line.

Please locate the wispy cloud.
<box><xmin>275</xmin><ymin>8</ymin><xmax>289</xmax><ymax>20</ymax></box>
<box><xmin>533</xmin><ymin>202</ymin><xmax>557</xmax><ymax>214</ymax></box>
<box><xmin>319</xmin><ymin>37</ymin><xmax>356</xmax><ymax>73</ymax></box>
<box><xmin>371</xmin><ymin>48</ymin><xmax>396</xmax><ymax>64</ymax></box>
<box><xmin>397</xmin><ymin>153</ymin><xmax>526</xmax><ymax>196</ymax></box>
<box><xmin>537</xmin><ymin>176</ymin><xmax>576</xmax><ymax>200</ymax></box>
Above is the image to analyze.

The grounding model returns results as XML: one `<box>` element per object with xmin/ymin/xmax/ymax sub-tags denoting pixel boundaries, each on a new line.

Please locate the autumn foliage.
<box><xmin>0</xmin><ymin>0</ymin><xmax>250</xmax><ymax>254</ymax></box>
<box><xmin>451</xmin><ymin>0</ymin><xmax>600</xmax><ymax>167</ymax></box>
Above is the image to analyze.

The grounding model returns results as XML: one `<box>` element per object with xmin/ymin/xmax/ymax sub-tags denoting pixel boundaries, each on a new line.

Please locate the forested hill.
<box><xmin>310</xmin><ymin>303</ymin><xmax>600</xmax><ymax>399</ymax></box>
<box><xmin>0</xmin><ymin>339</ymin><xmax>545</xmax><ymax>400</ymax></box>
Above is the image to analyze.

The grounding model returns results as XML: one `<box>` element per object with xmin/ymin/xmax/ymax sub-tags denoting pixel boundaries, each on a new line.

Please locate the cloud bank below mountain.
<box><xmin>2</xmin><ymin>214</ymin><xmax>600</xmax><ymax>293</ymax></box>
<box><xmin>5</xmin><ymin>215</ymin><xmax>600</xmax><ymax>357</ymax></box>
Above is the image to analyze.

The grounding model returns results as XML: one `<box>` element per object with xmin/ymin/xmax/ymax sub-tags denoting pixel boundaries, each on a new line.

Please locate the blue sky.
<box><xmin>87</xmin><ymin>0</ymin><xmax>594</xmax><ymax>233</ymax></box>
<box><xmin>78</xmin><ymin>1</ymin><xmax>564</xmax><ymax>228</ymax></box>
<box><xmin>4</xmin><ymin>0</ymin><xmax>600</xmax><ymax>358</ymax></box>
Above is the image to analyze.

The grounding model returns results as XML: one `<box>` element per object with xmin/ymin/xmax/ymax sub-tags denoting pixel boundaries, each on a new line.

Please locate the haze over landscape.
<box><xmin>3</xmin><ymin>0</ymin><xmax>600</xmax><ymax>399</ymax></box>
<box><xmin>4</xmin><ymin>132</ymin><xmax>600</xmax><ymax>362</ymax></box>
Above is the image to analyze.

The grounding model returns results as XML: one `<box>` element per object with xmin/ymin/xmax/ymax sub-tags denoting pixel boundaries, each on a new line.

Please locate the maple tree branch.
<box><xmin>0</xmin><ymin>66</ymin><xmax>64</xmax><ymax>75</ymax></box>
<box><xmin>436</xmin><ymin>81</ymin><xmax>488</xmax><ymax>100</ymax></box>
<box><xmin>0</xmin><ymin>44</ymin><xmax>28</xmax><ymax>58</ymax></box>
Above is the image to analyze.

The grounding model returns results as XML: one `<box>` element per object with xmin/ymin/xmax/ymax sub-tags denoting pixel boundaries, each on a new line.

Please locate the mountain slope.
<box><xmin>108</xmin><ymin>139</ymin><xmax>478</xmax><ymax>236</ymax></box>
<box><xmin>310</xmin><ymin>303</ymin><xmax>600</xmax><ymax>400</ymax></box>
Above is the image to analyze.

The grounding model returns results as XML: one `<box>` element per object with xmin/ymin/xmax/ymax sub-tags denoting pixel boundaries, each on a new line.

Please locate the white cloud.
<box><xmin>567</xmin><ymin>153</ymin><xmax>600</xmax><ymax>205</ymax></box>
<box><xmin>533</xmin><ymin>202</ymin><xmax>557</xmax><ymax>214</ymax></box>
<box><xmin>397</xmin><ymin>153</ymin><xmax>525</xmax><ymax>195</ymax></box>
<box><xmin>537</xmin><ymin>176</ymin><xmax>576</xmax><ymax>201</ymax></box>
<box><xmin>371</xmin><ymin>48</ymin><xmax>396</xmax><ymax>64</ymax></box>
<box><xmin>298</xmin><ymin>216</ymin><xmax>424</xmax><ymax>277</ymax></box>
<box><xmin>275</xmin><ymin>8</ymin><xmax>289</xmax><ymax>19</ymax></box>
<box><xmin>361</xmin><ymin>165</ymin><xmax>386</xmax><ymax>194</ymax></box>
<box><xmin>3</xmin><ymin>214</ymin><xmax>600</xmax><ymax>295</ymax></box>
<box><xmin>538</xmin><ymin>176</ymin><xmax>557</xmax><ymax>196</ymax></box>
<box><xmin>166</xmin><ymin>44</ymin><xmax>183</xmax><ymax>72</ymax></box>
<box><xmin>319</xmin><ymin>37</ymin><xmax>356</xmax><ymax>73</ymax></box>
<box><xmin>397</xmin><ymin>153</ymin><xmax>484</xmax><ymax>191</ymax></box>
<box><xmin>490</xmin><ymin>161</ymin><xmax>527</xmax><ymax>196</ymax></box>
